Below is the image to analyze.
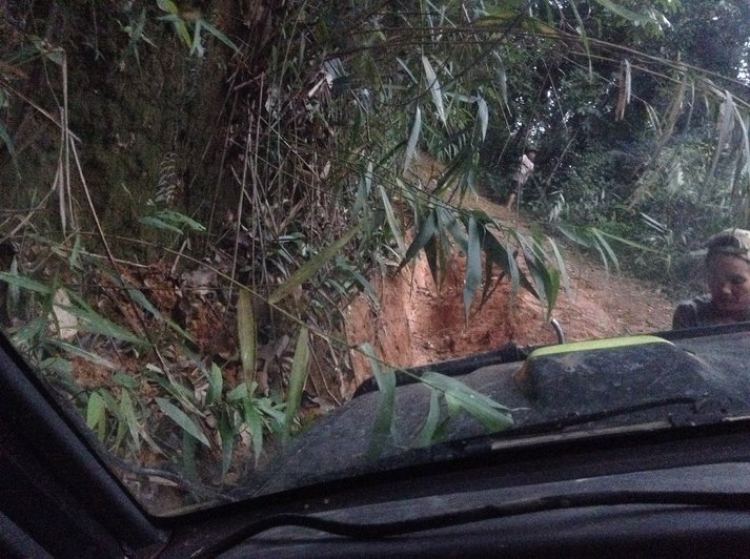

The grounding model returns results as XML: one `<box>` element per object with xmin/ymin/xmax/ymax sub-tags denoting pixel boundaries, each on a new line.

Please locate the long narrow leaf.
<box><xmin>244</xmin><ymin>401</ymin><xmax>264</xmax><ymax>466</ymax></box>
<box><xmin>361</xmin><ymin>344</ymin><xmax>395</xmax><ymax>459</ymax></box>
<box><xmin>403</xmin><ymin>106</ymin><xmax>422</xmax><ymax>176</ymax></box>
<box><xmin>591</xmin><ymin>228</ymin><xmax>620</xmax><ymax>272</ymax></box>
<box><xmin>237</xmin><ymin>289</ymin><xmax>257</xmax><ymax>391</ymax></box>
<box><xmin>438</xmin><ymin>207</ymin><xmax>468</xmax><ymax>253</ymax></box>
<box><xmin>462</xmin><ymin>216</ymin><xmax>482</xmax><ymax>320</ymax></box>
<box><xmin>156</xmin><ymin>397</ymin><xmax>210</xmax><ymax>447</ymax></box>
<box><xmin>591</xmin><ymin>0</ymin><xmax>660</xmax><ymax>26</ymax></box>
<box><xmin>283</xmin><ymin>327</ymin><xmax>310</xmax><ymax>443</ymax></box>
<box><xmin>199</xmin><ymin>19</ymin><xmax>241</xmax><ymax>54</ymax></box>
<box><xmin>218</xmin><ymin>410</ymin><xmax>235</xmax><ymax>476</ymax></box>
<box><xmin>547</xmin><ymin>237</ymin><xmax>570</xmax><ymax>294</ymax></box>
<box><xmin>64</xmin><ymin>293</ymin><xmax>146</xmax><ymax>346</ymax></box>
<box><xmin>380</xmin><ymin>184</ymin><xmax>407</xmax><ymax>257</ymax></box>
<box><xmin>86</xmin><ymin>391</ymin><xmax>106</xmax><ymax>439</ymax></box>
<box><xmin>0</xmin><ymin>272</ymin><xmax>54</xmax><ymax>295</ymax></box>
<box><xmin>422</xmin><ymin>56</ymin><xmax>446</xmax><ymax>125</ymax></box>
<box><xmin>421</xmin><ymin>372</ymin><xmax>513</xmax><ymax>432</ymax></box>
<box><xmin>119</xmin><ymin>390</ymin><xmax>141</xmax><ymax>452</ymax></box>
<box><xmin>45</xmin><ymin>338</ymin><xmax>118</xmax><ymax>370</ymax></box>
<box><xmin>476</xmin><ymin>96</ymin><xmax>488</xmax><ymax>141</ymax></box>
<box><xmin>268</xmin><ymin>224</ymin><xmax>360</xmax><ymax>305</ymax></box>
<box><xmin>206</xmin><ymin>363</ymin><xmax>223</xmax><ymax>406</ymax></box>
<box><xmin>413</xmin><ymin>389</ymin><xmax>441</xmax><ymax>447</ymax></box>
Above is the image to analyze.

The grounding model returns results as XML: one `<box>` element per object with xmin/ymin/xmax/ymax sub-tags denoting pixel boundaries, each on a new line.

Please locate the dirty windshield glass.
<box><xmin>1</xmin><ymin>1</ymin><xmax>749</xmax><ymax>515</ymax></box>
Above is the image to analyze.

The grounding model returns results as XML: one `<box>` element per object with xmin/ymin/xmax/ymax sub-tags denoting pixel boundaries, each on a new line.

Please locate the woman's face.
<box><xmin>707</xmin><ymin>254</ymin><xmax>750</xmax><ymax>313</ymax></box>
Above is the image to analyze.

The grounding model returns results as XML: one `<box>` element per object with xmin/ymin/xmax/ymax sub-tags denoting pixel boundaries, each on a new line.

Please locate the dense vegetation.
<box><xmin>1</xmin><ymin>0</ymin><xmax>748</xmax><ymax>511</ymax></box>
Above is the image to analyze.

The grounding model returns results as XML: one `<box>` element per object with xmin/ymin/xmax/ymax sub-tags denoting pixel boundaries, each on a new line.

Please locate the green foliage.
<box><xmin>2</xmin><ymin>0</ymin><xmax>749</xmax><ymax>512</ymax></box>
<box><xmin>155</xmin><ymin>0</ymin><xmax>239</xmax><ymax>57</ymax></box>
<box><xmin>140</xmin><ymin>204</ymin><xmax>207</xmax><ymax>236</ymax></box>
<box><xmin>282</xmin><ymin>326</ymin><xmax>310</xmax><ymax>444</ymax></box>
<box><xmin>361</xmin><ymin>344</ymin><xmax>514</xmax><ymax>458</ymax></box>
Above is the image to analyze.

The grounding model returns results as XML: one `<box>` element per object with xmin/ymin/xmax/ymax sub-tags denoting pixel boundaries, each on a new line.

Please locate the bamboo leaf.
<box><xmin>462</xmin><ymin>216</ymin><xmax>482</xmax><ymax>320</ymax></box>
<box><xmin>362</xmin><ymin>344</ymin><xmax>395</xmax><ymax>459</ymax></box>
<box><xmin>569</xmin><ymin>0</ymin><xmax>593</xmax><ymax>79</ymax></box>
<box><xmin>437</xmin><ymin>207</ymin><xmax>468</xmax><ymax>253</ymax></box>
<box><xmin>591</xmin><ymin>0</ymin><xmax>661</xmax><ymax>27</ymax></box>
<box><xmin>268</xmin><ymin>224</ymin><xmax>360</xmax><ymax>305</ymax></box>
<box><xmin>403</xmin><ymin>106</ymin><xmax>422</xmax><ymax>176</ymax></box>
<box><xmin>594</xmin><ymin>229</ymin><xmax>656</xmax><ymax>252</ymax></box>
<box><xmin>547</xmin><ymin>237</ymin><xmax>570</xmax><ymax>294</ymax></box>
<box><xmin>421</xmin><ymin>372</ymin><xmax>513</xmax><ymax>432</ymax></box>
<box><xmin>113</xmin><ymin>372</ymin><xmax>139</xmax><ymax>390</ymax></box>
<box><xmin>492</xmin><ymin>51</ymin><xmax>508</xmax><ymax>110</ymax></box>
<box><xmin>616</xmin><ymin>59</ymin><xmax>631</xmax><ymax>121</ymax></box>
<box><xmin>353</xmin><ymin>162</ymin><xmax>372</xmax><ymax>217</ymax></box>
<box><xmin>156</xmin><ymin>0</ymin><xmax>179</xmax><ymax>14</ymax></box>
<box><xmin>45</xmin><ymin>338</ymin><xmax>118</xmax><ymax>370</ymax></box>
<box><xmin>199</xmin><ymin>19</ymin><xmax>241</xmax><ymax>54</ymax></box>
<box><xmin>283</xmin><ymin>327</ymin><xmax>310</xmax><ymax>443</ymax></box>
<box><xmin>482</xmin><ymin>228</ymin><xmax>536</xmax><ymax>298</ymax></box>
<box><xmin>156</xmin><ymin>397</ymin><xmax>210</xmax><ymax>447</ymax></box>
<box><xmin>64</xmin><ymin>294</ymin><xmax>146</xmax><ymax>346</ymax></box>
<box><xmin>154</xmin><ymin>209</ymin><xmax>207</xmax><ymax>233</ymax></box>
<box><xmin>156</xmin><ymin>14</ymin><xmax>192</xmax><ymax>48</ymax></box>
<box><xmin>206</xmin><ymin>363</ymin><xmax>223</xmax><ymax>406</ymax></box>
<box><xmin>396</xmin><ymin>57</ymin><xmax>418</xmax><ymax>84</ymax></box>
<box><xmin>556</xmin><ymin>224</ymin><xmax>593</xmax><ymax>248</ymax></box>
<box><xmin>190</xmin><ymin>18</ymin><xmax>205</xmax><ymax>57</ymax></box>
<box><xmin>86</xmin><ymin>391</ymin><xmax>106</xmax><ymax>439</ymax></box>
<box><xmin>517</xmin><ymin>237</ymin><xmax>560</xmax><ymax>319</ymax></box>
<box><xmin>380</xmin><ymin>184</ymin><xmax>406</xmax><ymax>257</ymax></box>
<box><xmin>422</xmin><ymin>56</ymin><xmax>446</xmax><ymax>125</ymax></box>
<box><xmin>399</xmin><ymin>209</ymin><xmax>437</xmax><ymax>272</ymax></box>
<box><xmin>591</xmin><ymin>228</ymin><xmax>620</xmax><ymax>272</ymax></box>
<box><xmin>119</xmin><ymin>390</ymin><xmax>141</xmax><ymax>452</ymax></box>
<box><xmin>139</xmin><ymin>216</ymin><xmax>183</xmax><ymax>234</ymax></box>
<box><xmin>244</xmin><ymin>401</ymin><xmax>264</xmax><ymax>465</ymax></box>
<box><xmin>218</xmin><ymin>410</ymin><xmax>235</xmax><ymax>476</ymax></box>
<box><xmin>414</xmin><ymin>388</ymin><xmax>441</xmax><ymax>447</ymax></box>
<box><xmin>476</xmin><ymin>96</ymin><xmax>488</xmax><ymax>141</ymax></box>
<box><xmin>0</xmin><ymin>272</ymin><xmax>54</xmax><ymax>295</ymax></box>
<box><xmin>424</xmin><ymin>234</ymin><xmax>440</xmax><ymax>288</ymax></box>
<box><xmin>237</xmin><ymin>289</ymin><xmax>257</xmax><ymax>391</ymax></box>
<box><xmin>730</xmin><ymin>101</ymin><xmax>750</xmax><ymax>181</ymax></box>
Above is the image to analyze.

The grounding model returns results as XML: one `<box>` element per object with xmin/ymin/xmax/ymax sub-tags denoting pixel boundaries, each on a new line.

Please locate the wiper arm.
<box><xmin>444</xmin><ymin>397</ymin><xmax>726</xmax><ymax>457</ymax></box>
<box><xmin>200</xmin><ymin>490</ymin><xmax>750</xmax><ymax>556</ymax></box>
<box><xmin>475</xmin><ymin>396</ymin><xmax>725</xmax><ymax>444</ymax></box>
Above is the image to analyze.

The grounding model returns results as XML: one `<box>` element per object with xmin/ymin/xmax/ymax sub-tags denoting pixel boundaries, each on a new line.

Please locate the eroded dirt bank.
<box><xmin>345</xmin><ymin>197</ymin><xmax>673</xmax><ymax>387</ymax></box>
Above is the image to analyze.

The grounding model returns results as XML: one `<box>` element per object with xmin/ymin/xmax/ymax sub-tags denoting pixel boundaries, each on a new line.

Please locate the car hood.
<box><xmin>238</xmin><ymin>329</ymin><xmax>750</xmax><ymax>498</ymax></box>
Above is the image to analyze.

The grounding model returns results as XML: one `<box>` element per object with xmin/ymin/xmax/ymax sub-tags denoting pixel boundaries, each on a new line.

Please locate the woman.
<box><xmin>672</xmin><ymin>228</ymin><xmax>750</xmax><ymax>329</ymax></box>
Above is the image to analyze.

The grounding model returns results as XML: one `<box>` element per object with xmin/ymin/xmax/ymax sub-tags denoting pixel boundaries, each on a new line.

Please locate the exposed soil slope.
<box><xmin>345</xmin><ymin>195</ymin><xmax>673</xmax><ymax>387</ymax></box>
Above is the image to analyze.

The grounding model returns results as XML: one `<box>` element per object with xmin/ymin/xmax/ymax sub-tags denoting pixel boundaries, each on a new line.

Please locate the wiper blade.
<box><xmin>200</xmin><ymin>490</ymin><xmax>750</xmax><ymax>556</ymax></box>
<box><xmin>443</xmin><ymin>396</ymin><xmax>731</xmax><ymax>457</ymax></box>
<box><xmin>472</xmin><ymin>396</ymin><xmax>719</xmax><ymax>441</ymax></box>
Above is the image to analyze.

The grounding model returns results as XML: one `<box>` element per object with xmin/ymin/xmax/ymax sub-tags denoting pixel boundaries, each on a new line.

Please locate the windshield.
<box><xmin>1</xmin><ymin>1</ymin><xmax>749</xmax><ymax>516</ymax></box>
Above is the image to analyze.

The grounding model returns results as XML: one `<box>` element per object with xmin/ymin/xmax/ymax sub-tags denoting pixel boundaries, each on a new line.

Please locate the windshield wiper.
<box><xmin>198</xmin><ymin>490</ymin><xmax>750</xmax><ymax>556</ymax></box>
<box><xmin>467</xmin><ymin>396</ymin><xmax>724</xmax><ymax>443</ymax></box>
<box><xmin>435</xmin><ymin>396</ymin><xmax>733</xmax><ymax>461</ymax></box>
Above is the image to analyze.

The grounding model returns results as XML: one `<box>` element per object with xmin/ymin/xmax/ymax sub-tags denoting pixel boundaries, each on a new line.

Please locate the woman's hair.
<box><xmin>706</xmin><ymin>228</ymin><xmax>750</xmax><ymax>263</ymax></box>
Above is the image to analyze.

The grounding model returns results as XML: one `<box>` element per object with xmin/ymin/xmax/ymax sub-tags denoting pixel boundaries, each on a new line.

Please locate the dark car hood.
<box><xmin>240</xmin><ymin>330</ymin><xmax>750</xmax><ymax>498</ymax></box>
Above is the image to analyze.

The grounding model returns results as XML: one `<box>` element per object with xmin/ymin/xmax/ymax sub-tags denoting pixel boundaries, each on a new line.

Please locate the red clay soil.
<box><xmin>344</xmin><ymin>195</ymin><xmax>673</xmax><ymax>387</ymax></box>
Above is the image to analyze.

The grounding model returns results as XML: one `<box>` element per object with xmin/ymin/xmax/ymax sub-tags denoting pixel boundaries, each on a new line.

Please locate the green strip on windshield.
<box><xmin>530</xmin><ymin>335</ymin><xmax>670</xmax><ymax>359</ymax></box>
